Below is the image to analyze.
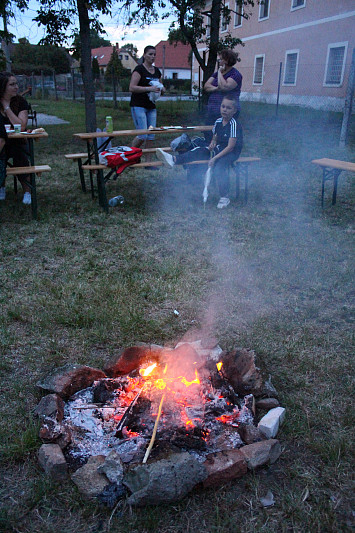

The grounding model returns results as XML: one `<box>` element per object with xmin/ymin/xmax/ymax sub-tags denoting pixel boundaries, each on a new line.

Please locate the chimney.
<box><xmin>115</xmin><ymin>42</ymin><xmax>119</xmax><ymax>50</ymax></box>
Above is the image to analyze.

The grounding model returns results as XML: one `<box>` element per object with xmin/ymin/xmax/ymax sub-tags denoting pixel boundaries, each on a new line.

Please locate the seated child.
<box><xmin>156</xmin><ymin>94</ymin><xmax>243</xmax><ymax>208</ymax></box>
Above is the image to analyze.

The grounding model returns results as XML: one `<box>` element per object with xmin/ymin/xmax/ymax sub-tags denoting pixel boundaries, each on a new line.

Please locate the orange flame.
<box><xmin>180</xmin><ymin>369</ymin><xmax>200</xmax><ymax>387</ymax></box>
<box><xmin>216</xmin><ymin>362</ymin><xmax>223</xmax><ymax>372</ymax></box>
<box><xmin>140</xmin><ymin>363</ymin><xmax>157</xmax><ymax>377</ymax></box>
<box><xmin>154</xmin><ymin>378</ymin><xmax>167</xmax><ymax>390</ymax></box>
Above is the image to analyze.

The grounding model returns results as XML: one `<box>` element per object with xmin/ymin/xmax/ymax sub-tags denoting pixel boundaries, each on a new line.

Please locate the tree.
<box><xmin>92</xmin><ymin>56</ymin><xmax>100</xmax><ymax>80</ymax></box>
<box><xmin>71</xmin><ymin>28</ymin><xmax>112</xmax><ymax>61</ymax></box>
<box><xmin>120</xmin><ymin>42</ymin><xmax>138</xmax><ymax>59</ymax></box>
<box><xmin>1</xmin><ymin>0</ymin><xmax>29</xmax><ymax>71</ymax></box>
<box><xmin>33</xmin><ymin>0</ymin><xmax>114</xmax><ymax>132</ymax></box>
<box><xmin>11</xmin><ymin>39</ymin><xmax>71</xmax><ymax>74</ymax></box>
<box><xmin>123</xmin><ymin>0</ymin><xmax>255</xmax><ymax>100</ymax></box>
<box><xmin>104</xmin><ymin>47</ymin><xmax>130</xmax><ymax>82</ymax></box>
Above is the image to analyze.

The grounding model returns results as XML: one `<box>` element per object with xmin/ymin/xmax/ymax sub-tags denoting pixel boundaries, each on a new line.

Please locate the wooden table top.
<box><xmin>8</xmin><ymin>131</ymin><xmax>49</xmax><ymax>140</ymax></box>
<box><xmin>74</xmin><ymin>125</ymin><xmax>213</xmax><ymax>141</ymax></box>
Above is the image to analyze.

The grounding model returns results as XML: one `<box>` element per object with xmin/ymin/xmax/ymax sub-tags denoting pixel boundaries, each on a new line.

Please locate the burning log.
<box><xmin>115</xmin><ymin>385</ymin><xmax>146</xmax><ymax>438</ymax></box>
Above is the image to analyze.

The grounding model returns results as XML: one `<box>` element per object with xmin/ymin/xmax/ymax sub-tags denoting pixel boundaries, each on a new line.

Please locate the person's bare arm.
<box><xmin>4</xmin><ymin>108</ymin><xmax>28</xmax><ymax>131</ymax></box>
<box><xmin>129</xmin><ymin>71</ymin><xmax>160</xmax><ymax>93</ymax></box>
<box><xmin>217</xmin><ymin>68</ymin><xmax>238</xmax><ymax>91</ymax></box>
<box><xmin>204</xmin><ymin>75</ymin><xmax>218</xmax><ymax>93</ymax></box>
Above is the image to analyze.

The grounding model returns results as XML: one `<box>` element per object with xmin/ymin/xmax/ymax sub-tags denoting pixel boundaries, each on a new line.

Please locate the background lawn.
<box><xmin>0</xmin><ymin>98</ymin><xmax>354</xmax><ymax>533</ymax></box>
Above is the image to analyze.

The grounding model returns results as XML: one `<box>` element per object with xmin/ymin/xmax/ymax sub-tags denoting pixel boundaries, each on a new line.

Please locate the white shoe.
<box><xmin>0</xmin><ymin>187</ymin><xmax>5</xmax><ymax>200</ymax></box>
<box><xmin>156</xmin><ymin>148</ymin><xmax>174</xmax><ymax>168</ymax></box>
<box><xmin>217</xmin><ymin>197</ymin><xmax>230</xmax><ymax>209</ymax></box>
<box><xmin>22</xmin><ymin>192</ymin><xmax>32</xmax><ymax>205</ymax></box>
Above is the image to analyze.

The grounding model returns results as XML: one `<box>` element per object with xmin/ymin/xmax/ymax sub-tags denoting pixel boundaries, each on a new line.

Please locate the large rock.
<box><xmin>97</xmin><ymin>450</ymin><xmax>124</xmax><ymax>484</ymax></box>
<box><xmin>123</xmin><ymin>452</ymin><xmax>207</xmax><ymax>505</ymax></box>
<box><xmin>203</xmin><ymin>449</ymin><xmax>247</xmax><ymax>487</ymax></box>
<box><xmin>38</xmin><ymin>443</ymin><xmax>68</xmax><ymax>481</ymax></box>
<box><xmin>39</xmin><ymin>418</ymin><xmax>72</xmax><ymax>449</ymax></box>
<box><xmin>221</xmin><ymin>348</ymin><xmax>263</xmax><ymax>396</ymax></box>
<box><xmin>239</xmin><ymin>439</ymin><xmax>281</xmax><ymax>469</ymax></box>
<box><xmin>36</xmin><ymin>364</ymin><xmax>106</xmax><ymax>399</ymax></box>
<box><xmin>258</xmin><ymin>407</ymin><xmax>286</xmax><ymax>438</ymax></box>
<box><xmin>104</xmin><ymin>344</ymin><xmax>164</xmax><ymax>377</ymax></box>
<box><xmin>237</xmin><ymin>424</ymin><xmax>266</xmax><ymax>444</ymax></box>
<box><xmin>71</xmin><ymin>455</ymin><xmax>110</xmax><ymax>498</ymax></box>
<box><xmin>34</xmin><ymin>394</ymin><xmax>65</xmax><ymax>422</ymax></box>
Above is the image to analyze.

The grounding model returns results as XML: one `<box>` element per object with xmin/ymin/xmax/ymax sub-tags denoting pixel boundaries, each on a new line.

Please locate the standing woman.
<box><xmin>0</xmin><ymin>71</ymin><xmax>31</xmax><ymax>204</ymax></box>
<box><xmin>129</xmin><ymin>45</ymin><xmax>165</xmax><ymax>150</ymax></box>
<box><xmin>204</xmin><ymin>49</ymin><xmax>242</xmax><ymax>141</ymax></box>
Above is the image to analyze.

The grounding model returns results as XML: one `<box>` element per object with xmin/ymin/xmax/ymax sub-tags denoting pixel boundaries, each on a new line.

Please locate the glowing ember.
<box><xmin>154</xmin><ymin>378</ymin><xmax>167</xmax><ymax>390</ymax></box>
<box><xmin>180</xmin><ymin>369</ymin><xmax>200</xmax><ymax>387</ymax></box>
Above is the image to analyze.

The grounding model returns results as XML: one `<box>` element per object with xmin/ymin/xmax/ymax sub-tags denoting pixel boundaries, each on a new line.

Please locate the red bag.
<box><xmin>99</xmin><ymin>146</ymin><xmax>142</xmax><ymax>175</ymax></box>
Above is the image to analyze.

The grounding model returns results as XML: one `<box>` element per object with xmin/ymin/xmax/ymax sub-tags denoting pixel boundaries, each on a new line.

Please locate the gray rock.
<box><xmin>39</xmin><ymin>418</ymin><xmax>72</xmax><ymax>449</ymax></box>
<box><xmin>203</xmin><ymin>449</ymin><xmax>247</xmax><ymax>487</ymax></box>
<box><xmin>97</xmin><ymin>450</ymin><xmax>124</xmax><ymax>484</ymax></box>
<box><xmin>240</xmin><ymin>439</ymin><xmax>282</xmax><ymax>469</ymax></box>
<box><xmin>221</xmin><ymin>348</ymin><xmax>263</xmax><ymax>396</ymax></box>
<box><xmin>237</xmin><ymin>424</ymin><xmax>266</xmax><ymax>444</ymax></box>
<box><xmin>256</xmin><ymin>398</ymin><xmax>280</xmax><ymax>410</ymax></box>
<box><xmin>258</xmin><ymin>407</ymin><xmax>286</xmax><ymax>438</ymax></box>
<box><xmin>36</xmin><ymin>364</ymin><xmax>106</xmax><ymax>399</ymax></box>
<box><xmin>34</xmin><ymin>394</ymin><xmax>65</xmax><ymax>421</ymax></box>
<box><xmin>38</xmin><ymin>443</ymin><xmax>68</xmax><ymax>480</ymax></box>
<box><xmin>71</xmin><ymin>455</ymin><xmax>109</xmax><ymax>498</ymax></box>
<box><xmin>123</xmin><ymin>452</ymin><xmax>207</xmax><ymax>505</ymax></box>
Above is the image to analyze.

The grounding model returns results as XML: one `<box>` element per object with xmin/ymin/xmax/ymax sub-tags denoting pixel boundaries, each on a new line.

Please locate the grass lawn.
<box><xmin>0</xmin><ymin>98</ymin><xmax>354</xmax><ymax>533</ymax></box>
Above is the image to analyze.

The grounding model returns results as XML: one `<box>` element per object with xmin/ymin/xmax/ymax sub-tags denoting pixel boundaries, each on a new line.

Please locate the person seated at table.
<box><xmin>156</xmin><ymin>94</ymin><xmax>243</xmax><ymax>209</ymax></box>
<box><xmin>0</xmin><ymin>71</ymin><xmax>31</xmax><ymax>205</ymax></box>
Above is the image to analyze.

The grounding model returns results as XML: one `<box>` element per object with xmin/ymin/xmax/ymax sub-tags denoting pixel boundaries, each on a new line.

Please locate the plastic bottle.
<box><xmin>108</xmin><ymin>195</ymin><xmax>124</xmax><ymax>207</ymax></box>
<box><xmin>105</xmin><ymin>116</ymin><xmax>113</xmax><ymax>133</ymax></box>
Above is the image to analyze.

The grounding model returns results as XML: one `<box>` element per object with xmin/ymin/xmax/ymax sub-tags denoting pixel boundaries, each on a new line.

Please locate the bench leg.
<box><xmin>321</xmin><ymin>168</ymin><xmax>342</xmax><ymax>207</ymax></box>
<box><xmin>332</xmin><ymin>170</ymin><xmax>341</xmax><ymax>205</ymax></box>
<box><xmin>77</xmin><ymin>159</ymin><xmax>86</xmax><ymax>193</ymax></box>
<box><xmin>30</xmin><ymin>172</ymin><xmax>38</xmax><ymax>220</ymax></box>
<box><xmin>235</xmin><ymin>164</ymin><xmax>240</xmax><ymax>199</ymax></box>
<box><xmin>97</xmin><ymin>168</ymin><xmax>108</xmax><ymax>213</ymax></box>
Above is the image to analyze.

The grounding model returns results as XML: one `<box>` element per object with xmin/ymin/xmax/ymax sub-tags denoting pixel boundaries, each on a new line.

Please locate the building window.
<box><xmin>172</xmin><ymin>73</ymin><xmax>178</xmax><ymax>80</ymax></box>
<box><xmin>221</xmin><ymin>3</ymin><xmax>229</xmax><ymax>32</ymax></box>
<box><xmin>283</xmin><ymin>51</ymin><xmax>299</xmax><ymax>85</ymax></box>
<box><xmin>253</xmin><ymin>55</ymin><xmax>265</xmax><ymax>84</ymax></box>
<box><xmin>259</xmin><ymin>0</ymin><xmax>270</xmax><ymax>20</ymax></box>
<box><xmin>125</xmin><ymin>55</ymin><xmax>129</xmax><ymax>60</ymax></box>
<box><xmin>324</xmin><ymin>42</ymin><xmax>347</xmax><ymax>87</ymax></box>
<box><xmin>119</xmin><ymin>54</ymin><xmax>122</xmax><ymax>60</ymax></box>
<box><xmin>234</xmin><ymin>1</ymin><xmax>243</xmax><ymax>27</ymax></box>
<box><xmin>291</xmin><ymin>0</ymin><xmax>305</xmax><ymax>10</ymax></box>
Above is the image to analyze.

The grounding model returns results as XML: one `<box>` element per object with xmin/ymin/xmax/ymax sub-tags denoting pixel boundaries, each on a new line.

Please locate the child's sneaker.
<box><xmin>0</xmin><ymin>187</ymin><xmax>5</xmax><ymax>200</ymax></box>
<box><xmin>22</xmin><ymin>192</ymin><xmax>31</xmax><ymax>205</ymax></box>
<box><xmin>156</xmin><ymin>148</ymin><xmax>174</xmax><ymax>168</ymax></box>
<box><xmin>217</xmin><ymin>197</ymin><xmax>230</xmax><ymax>209</ymax></box>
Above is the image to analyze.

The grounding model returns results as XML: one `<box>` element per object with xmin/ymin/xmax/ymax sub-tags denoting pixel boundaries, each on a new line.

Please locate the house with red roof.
<box><xmin>91</xmin><ymin>43</ymin><xmax>138</xmax><ymax>75</ymax></box>
<box><xmin>154</xmin><ymin>41</ymin><xmax>191</xmax><ymax>80</ymax></box>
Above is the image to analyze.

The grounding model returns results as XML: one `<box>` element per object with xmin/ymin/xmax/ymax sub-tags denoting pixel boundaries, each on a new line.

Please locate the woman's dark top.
<box><xmin>130</xmin><ymin>64</ymin><xmax>162</xmax><ymax>110</ymax></box>
<box><xmin>1</xmin><ymin>95</ymin><xmax>30</xmax><ymax>146</ymax></box>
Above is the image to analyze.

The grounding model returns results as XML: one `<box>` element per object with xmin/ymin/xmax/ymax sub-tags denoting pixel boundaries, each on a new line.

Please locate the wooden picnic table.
<box><xmin>6</xmin><ymin>130</ymin><xmax>50</xmax><ymax>219</ymax></box>
<box><xmin>73</xmin><ymin>126</ymin><xmax>213</xmax><ymax>212</ymax></box>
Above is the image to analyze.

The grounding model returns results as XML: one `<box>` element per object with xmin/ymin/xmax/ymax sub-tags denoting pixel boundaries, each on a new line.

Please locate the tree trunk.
<box><xmin>76</xmin><ymin>0</ymin><xmax>96</xmax><ymax>132</ymax></box>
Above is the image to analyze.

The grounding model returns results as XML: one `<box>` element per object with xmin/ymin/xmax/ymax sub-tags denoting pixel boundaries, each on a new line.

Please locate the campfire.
<box><xmin>35</xmin><ymin>337</ymin><xmax>285</xmax><ymax>506</ymax></box>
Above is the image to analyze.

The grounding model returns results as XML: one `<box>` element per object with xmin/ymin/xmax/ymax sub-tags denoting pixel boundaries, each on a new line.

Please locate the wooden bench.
<box><xmin>6</xmin><ymin>164</ymin><xmax>51</xmax><ymax>219</ymax></box>
<box><xmin>311</xmin><ymin>158</ymin><xmax>355</xmax><ymax>207</ymax></box>
<box><xmin>66</xmin><ymin>147</ymin><xmax>173</xmax><ymax>195</ymax></box>
<box><xmin>81</xmin><ymin>155</ymin><xmax>260</xmax><ymax>204</ymax></box>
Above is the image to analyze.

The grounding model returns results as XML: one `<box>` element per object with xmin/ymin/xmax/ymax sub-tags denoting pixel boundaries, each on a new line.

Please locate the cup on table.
<box><xmin>5</xmin><ymin>124</ymin><xmax>12</xmax><ymax>133</ymax></box>
<box><xmin>14</xmin><ymin>124</ymin><xmax>21</xmax><ymax>133</ymax></box>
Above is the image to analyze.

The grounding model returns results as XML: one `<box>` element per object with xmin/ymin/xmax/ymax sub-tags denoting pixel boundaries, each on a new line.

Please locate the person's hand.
<box><xmin>150</xmin><ymin>85</ymin><xmax>161</xmax><ymax>93</ymax></box>
<box><xmin>219</xmin><ymin>65</ymin><xmax>226</xmax><ymax>74</ymax></box>
<box><xmin>208</xmin><ymin>158</ymin><xmax>216</xmax><ymax>168</ymax></box>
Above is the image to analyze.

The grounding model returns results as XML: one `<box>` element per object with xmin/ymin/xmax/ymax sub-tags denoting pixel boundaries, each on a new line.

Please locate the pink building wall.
<box><xmin>192</xmin><ymin>0</ymin><xmax>355</xmax><ymax>110</ymax></box>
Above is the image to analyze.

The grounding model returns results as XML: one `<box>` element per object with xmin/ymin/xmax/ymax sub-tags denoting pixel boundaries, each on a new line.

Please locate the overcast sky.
<box><xmin>8</xmin><ymin>1</ymin><xmax>173</xmax><ymax>56</ymax></box>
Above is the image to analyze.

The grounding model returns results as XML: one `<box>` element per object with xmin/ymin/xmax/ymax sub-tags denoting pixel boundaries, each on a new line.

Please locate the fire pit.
<box><xmin>35</xmin><ymin>337</ymin><xmax>285</xmax><ymax>506</ymax></box>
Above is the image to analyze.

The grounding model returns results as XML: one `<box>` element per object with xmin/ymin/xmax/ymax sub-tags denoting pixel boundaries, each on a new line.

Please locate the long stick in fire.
<box><xmin>142</xmin><ymin>391</ymin><xmax>166</xmax><ymax>464</ymax></box>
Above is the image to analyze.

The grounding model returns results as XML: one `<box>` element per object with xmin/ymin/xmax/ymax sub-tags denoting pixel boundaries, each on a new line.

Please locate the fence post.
<box><xmin>339</xmin><ymin>48</ymin><xmax>355</xmax><ymax>148</ymax></box>
<box><xmin>41</xmin><ymin>70</ymin><xmax>44</xmax><ymax>99</ymax></box>
<box><xmin>276</xmin><ymin>62</ymin><xmax>282</xmax><ymax>117</ymax></box>
<box><xmin>72</xmin><ymin>69</ymin><xmax>76</xmax><ymax>100</ymax></box>
<box><xmin>53</xmin><ymin>68</ymin><xmax>58</xmax><ymax>101</ymax></box>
